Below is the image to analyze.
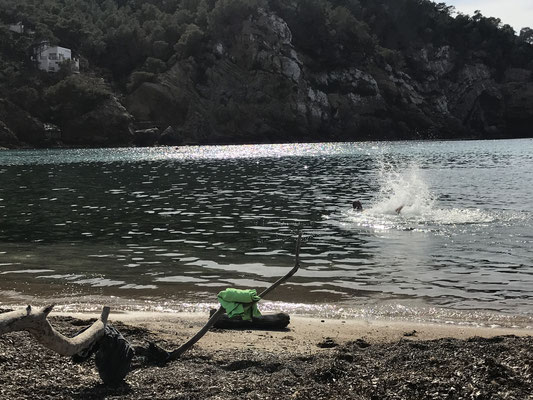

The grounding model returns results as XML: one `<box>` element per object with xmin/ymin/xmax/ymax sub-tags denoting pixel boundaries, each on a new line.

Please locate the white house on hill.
<box><xmin>8</xmin><ymin>22</ymin><xmax>25</xmax><ymax>34</ymax></box>
<box><xmin>33</xmin><ymin>42</ymin><xmax>79</xmax><ymax>73</ymax></box>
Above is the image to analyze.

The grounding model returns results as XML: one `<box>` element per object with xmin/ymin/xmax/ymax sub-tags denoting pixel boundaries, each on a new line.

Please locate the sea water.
<box><xmin>0</xmin><ymin>140</ymin><xmax>532</xmax><ymax>327</ymax></box>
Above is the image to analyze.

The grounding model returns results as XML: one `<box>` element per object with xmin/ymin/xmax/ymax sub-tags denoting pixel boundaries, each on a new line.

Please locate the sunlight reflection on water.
<box><xmin>1</xmin><ymin>140</ymin><xmax>533</xmax><ymax>323</ymax></box>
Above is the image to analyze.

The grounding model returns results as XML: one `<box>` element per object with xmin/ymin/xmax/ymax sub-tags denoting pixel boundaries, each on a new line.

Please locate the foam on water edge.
<box><xmin>2</xmin><ymin>291</ymin><xmax>532</xmax><ymax>330</ymax></box>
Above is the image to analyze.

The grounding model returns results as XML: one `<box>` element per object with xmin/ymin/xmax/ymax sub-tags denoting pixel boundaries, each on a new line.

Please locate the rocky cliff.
<box><xmin>124</xmin><ymin>9</ymin><xmax>532</xmax><ymax>146</ymax></box>
<box><xmin>1</xmin><ymin>0</ymin><xmax>532</xmax><ymax>148</ymax></box>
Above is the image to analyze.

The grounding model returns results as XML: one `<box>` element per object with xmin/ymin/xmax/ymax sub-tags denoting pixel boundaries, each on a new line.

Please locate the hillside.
<box><xmin>1</xmin><ymin>0</ymin><xmax>532</xmax><ymax>148</ymax></box>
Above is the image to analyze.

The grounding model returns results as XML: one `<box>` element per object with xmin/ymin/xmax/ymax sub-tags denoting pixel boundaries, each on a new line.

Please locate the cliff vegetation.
<box><xmin>1</xmin><ymin>0</ymin><xmax>532</xmax><ymax>148</ymax></box>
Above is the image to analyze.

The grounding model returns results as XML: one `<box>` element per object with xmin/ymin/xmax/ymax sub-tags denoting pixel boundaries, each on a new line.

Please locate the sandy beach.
<box><xmin>95</xmin><ymin>310</ymin><xmax>533</xmax><ymax>354</ymax></box>
<box><xmin>1</xmin><ymin>309</ymin><xmax>532</xmax><ymax>399</ymax></box>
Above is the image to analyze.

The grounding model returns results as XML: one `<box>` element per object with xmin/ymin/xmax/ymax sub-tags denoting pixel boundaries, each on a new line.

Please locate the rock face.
<box><xmin>0</xmin><ymin>99</ymin><xmax>47</xmax><ymax>146</ymax></box>
<box><xmin>61</xmin><ymin>97</ymin><xmax>134</xmax><ymax>146</ymax></box>
<box><xmin>124</xmin><ymin>10</ymin><xmax>533</xmax><ymax>144</ymax></box>
<box><xmin>133</xmin><ymin>127</ymin><xmax>160</xmax><ymax>147</ymax></box>
<box><xmin>0</xmin><ymin>120</ymin><xmax>20</xmax><ymax>148</ymax></box>
<box><xmin>3</xmin><ymin>9</ymin><xmax>531</xmax><ymax>148</ymax></box>
<box><xmin>502</xmin><ymin>82</ymin><xmax>533</xmax><ymax>137</ymax></box>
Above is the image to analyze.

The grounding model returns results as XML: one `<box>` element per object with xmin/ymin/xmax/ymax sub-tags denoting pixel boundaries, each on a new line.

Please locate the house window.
<box><xmin>48</xmin><ymin>53</ymin><xmax>57</xmax><ymax>60</ymax></box>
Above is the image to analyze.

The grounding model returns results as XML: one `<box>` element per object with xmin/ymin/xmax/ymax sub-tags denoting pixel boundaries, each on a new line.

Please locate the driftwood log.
<box><xmin>210</xmin><ymin>310</ymin><xmax>291</xmax><ymax>330</ymax></box>
<box><xmin>0</xmin><ymin>304</ymin><xmax>110</xmax><ymax>356</ymax></box>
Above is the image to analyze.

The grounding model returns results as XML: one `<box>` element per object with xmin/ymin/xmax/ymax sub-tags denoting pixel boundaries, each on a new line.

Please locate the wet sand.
<box><xmin>1</xmin><ymin>309</ymin><xmax>532</xmax><ymax>399</ymax></box>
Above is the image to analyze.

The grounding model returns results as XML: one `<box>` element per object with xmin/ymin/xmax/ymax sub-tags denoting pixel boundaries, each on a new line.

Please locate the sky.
<box><xmin>442</xmin><ymin>0</ymin><xmax>533</xmax><ymax>32</ymax></box>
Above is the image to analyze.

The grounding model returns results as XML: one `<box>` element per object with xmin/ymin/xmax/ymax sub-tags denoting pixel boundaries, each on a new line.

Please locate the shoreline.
<box><xmin>2</xmin><ymin>308</ymin><xmax>532</xmax><ymax>399</ymax></box>
<box><xmin>4</xmin><ymin>306</ymin><xmax>532</xmax><ymax>354</ymax></box>
<box><xmin>3</xmin><ymin>293</ymin><xmax>533</xmax><ymax>330</ymax></box>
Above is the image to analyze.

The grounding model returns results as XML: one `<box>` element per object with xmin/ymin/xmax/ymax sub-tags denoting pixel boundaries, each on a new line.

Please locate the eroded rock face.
<box><xmin>159</xmin><ymin>126</ymin><xmax>183</xmax><ymax>145</ymax></box>
<box><xmin>0</xmin><ymin>99</ymin><xmax>46</xmax><ymax>146</ymax></box>
<box><xmin>126</xmin><ymin>82</ymin><xmax>189</xmax><ymax>127</ymax></box>
<box><xmin>134</xmin><ymin>127</ymin><xmax>160</xmax><ymax>147</ymax></box>
<box><xmin>0</xmin><ymin>120</ymin><xmax>20</xmax><ymax>148</ymax></box>
<box><xmin>121</xmin><ymin>10</ymin><xmax>533</xmax><ymax>144</ymax></box>
<box><xmin>61</xmin><ymin>97</ymin><xmax>134</xmax><ymax>146</ymax></box>
<box><xmin>502</xmin><ymin>82</ymin><xmax>533</xmax><ymax>137</ymax></box>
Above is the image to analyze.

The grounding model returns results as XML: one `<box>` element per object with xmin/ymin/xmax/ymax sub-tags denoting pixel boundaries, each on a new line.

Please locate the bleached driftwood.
<box><xmin>0</xmin><ymin>304</ymin><xmax>110</xmax><ymax>356</ymax></box>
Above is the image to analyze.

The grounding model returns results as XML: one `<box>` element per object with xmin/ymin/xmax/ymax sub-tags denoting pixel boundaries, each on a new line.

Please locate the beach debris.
<box><xmin>73</xmin><ymin>324</ymin><xmax>135</xmax><ymax>385</ymax></box>
<box><xmin>138</xmin><ymin>232</ymin><xmax>302</xmax><ymax>364</ymax></box>
<box><xmin>2</xmin><ymin>327</ymin><xmax>532</xmax><ymax>399</ymax></box>
<box><xmin>353</xmin><ymin>338</ymin><xmax>371</xmax><ymax>348</ymax></box>
<box><xmin>0</xmin><ymin>234</ymin><xmax>302</xmax><ymax>386</ymax></box>
<box><xmin>403</xmin><ymin>330</ymin><xmax>418</xmax><ymax>337</ymax></box>
<box><xmin>209</xmin><ymin>309</ymin><xmax>291</xmax><ymax>330</ymax></box>
<box><xmin>317</xmin><ymin>337</ymin><xmax>339</xmax><ymax>348</ymax></box>
<box><xmin>0</xmin><ymin>304</ymin><xmax>110</xmax><ymax>356</ymax></box>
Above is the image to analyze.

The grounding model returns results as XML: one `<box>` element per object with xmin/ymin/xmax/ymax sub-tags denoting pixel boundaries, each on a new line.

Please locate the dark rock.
<box><xmin>159</xmin><ymin>125</ymin><xmax>183</xmax><ymax>145</ymax></box>
<box><xmin>503</xmin><ymin>68</ymin><xmax>532</xmax><ymax>83</ymax></box>
<box><xmin>126</xmin><ymin>81</ymin><xmax>189</xmax><ymax>129</ymax></box>
<box><xmin>0</xmin><ymin>120</ymin><xmax>20</xmax><ymax>148</ymax></box>
<box><xmin>0</xmin><ymin>99</ymin><xmax>46</xmax><ymax>146</ymax></box>
<box><xmin>43</xmin><ymin>123</ymin><xmax>62</xmax><ymax>140</ymax></box>
<box><xmin>61</xmin><ymin>97</ymin><xmax>134</xmax><ymax>146</ymax></box>
<box><xmin>353</xmin><ymin>338</ymin><xmax>371</xmax><ymax>348</ymax></box>
<box><xmin>317</xmin><ymin>337</ymin><xmax>338</xmax><ymax>348</ymax></box>
<box><xmin>502</xmin><ymin>82</ymin><xmax>533</xmax><ymax>137</ymax></box>
<box><xmin>133</xmin><ymin>127</ymin><xmax>160</xmax><ymax>147</ymax></box>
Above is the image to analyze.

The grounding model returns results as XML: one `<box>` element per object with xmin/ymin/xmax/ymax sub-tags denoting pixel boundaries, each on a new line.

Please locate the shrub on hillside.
<box><xmin>44</xmin><ymin>74</ymin><xmax>112</xmax><ymax>119</ymax></box>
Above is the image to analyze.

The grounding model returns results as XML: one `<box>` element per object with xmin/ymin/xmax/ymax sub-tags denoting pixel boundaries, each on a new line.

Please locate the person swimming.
<box><xmin>353</xmin><ymin>200</ymin><xmax>404</xmax><ymax>214</ymax></box>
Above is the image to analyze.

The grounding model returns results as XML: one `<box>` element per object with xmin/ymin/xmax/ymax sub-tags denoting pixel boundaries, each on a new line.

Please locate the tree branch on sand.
<box><xmin>0</xmin><ymin>233</ymin><xmax>302</xmax><ymax>384</ymax></box>
<box><xmin>136</xmin><ymin>231</ymin><xmax>302</xmax><ymax>363</ymax></box>
<box><xmin>0</xmin><ymin>304</ymin><xmax>110</xmax><ymax>356</ymax></box>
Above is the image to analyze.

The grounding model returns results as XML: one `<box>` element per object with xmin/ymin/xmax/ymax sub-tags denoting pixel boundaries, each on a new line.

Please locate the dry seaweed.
<box><xmin>1</xmin><ymin>316</ymin><xmax>532</xmax><ymax>399</ymax></box>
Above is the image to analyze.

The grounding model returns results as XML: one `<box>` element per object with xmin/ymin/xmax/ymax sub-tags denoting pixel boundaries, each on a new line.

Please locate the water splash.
<box><xmin>369</xmin><ymin>162</ymin><xmax>435</xmax><ymax>217</ymax></box>
<box><xmin>347</xmin><ymin>162</ymin><xmax>499</xmax><ymax>231</ymax></box>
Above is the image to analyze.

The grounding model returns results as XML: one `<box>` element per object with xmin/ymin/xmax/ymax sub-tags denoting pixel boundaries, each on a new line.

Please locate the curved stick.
<box><xmin>258</xmin><ymin>232</ymin><xmax>301</xmax><ymax>299</ymax></box>
<box><xmin>167</xmin><ymin>232</ymin><xmax>302</xmax><ymax>361</ymax></box>
<box><xmin>0</xmin><ymin>304</ymin><xmax>110</xmax><ymax>356</ymax></box>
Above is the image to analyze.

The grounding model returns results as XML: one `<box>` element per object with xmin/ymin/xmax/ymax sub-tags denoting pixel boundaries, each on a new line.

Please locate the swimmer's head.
<box><xmin>352</xmin><ymin>200</ymin><xmax>362</xmax><ymax>211</ymax></box>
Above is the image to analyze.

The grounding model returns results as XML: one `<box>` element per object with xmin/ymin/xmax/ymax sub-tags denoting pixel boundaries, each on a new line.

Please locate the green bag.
<box><xmin>217</xmin><ymin>288</ymin><xmax>262</xmax><ymax>321</ymax></box>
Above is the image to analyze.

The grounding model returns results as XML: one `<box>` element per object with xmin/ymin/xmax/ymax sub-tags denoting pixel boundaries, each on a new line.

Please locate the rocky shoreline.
<box><xmin>1</xmin><ymin>312</ymin><xmax>532</xmax><ymax>399</ymax></box>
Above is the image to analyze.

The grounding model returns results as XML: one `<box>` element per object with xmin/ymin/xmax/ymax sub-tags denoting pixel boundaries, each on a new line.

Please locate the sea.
<box><xmin>1</xmin><ymin>139</ymin><xmax>532</xmax><ymax>327</ymax></box>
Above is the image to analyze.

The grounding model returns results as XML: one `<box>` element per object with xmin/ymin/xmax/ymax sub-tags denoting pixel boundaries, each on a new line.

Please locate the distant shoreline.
<box><xmin>3</xmin><ymin>136</ymin><xmax>533</xmax><ymax>151</ymax></box>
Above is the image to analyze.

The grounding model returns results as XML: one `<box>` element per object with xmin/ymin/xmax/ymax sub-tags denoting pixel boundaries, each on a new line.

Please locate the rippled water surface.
<box><xmin>1</xmin><ymin>140</ymin><xmax>532</xmax><ymax>324</ymax></box>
